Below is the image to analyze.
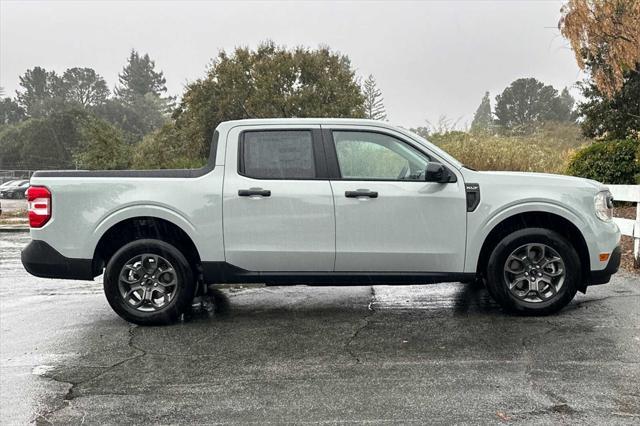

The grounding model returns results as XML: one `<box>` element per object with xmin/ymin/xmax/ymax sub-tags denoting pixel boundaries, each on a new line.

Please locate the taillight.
<box><xmin>27</xmin><ymin>186</ymin><xmax>51</xmax><ymax>228</ymax></box>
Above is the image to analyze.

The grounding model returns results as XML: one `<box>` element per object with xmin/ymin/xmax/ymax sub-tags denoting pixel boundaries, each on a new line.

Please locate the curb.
<box><xmin>0</xmin><ymin>226</ymin><xmax>29</xmax><ymax>233</ymax></box>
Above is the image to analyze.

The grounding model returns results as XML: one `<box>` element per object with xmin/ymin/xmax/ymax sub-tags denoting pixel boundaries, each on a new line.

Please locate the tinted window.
<box><xmin>333</xmin><ymin>131</ymin><xmax>429</xmax><ymax>180</ymax></box>
<box><xmin>241</xmin><ymin>131</ymin><xmax>316</xmax><ymax>179</ymax></box>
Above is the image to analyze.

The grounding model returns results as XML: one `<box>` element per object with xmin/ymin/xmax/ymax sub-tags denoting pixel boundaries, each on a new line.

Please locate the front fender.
<box><xmin>464</xmin><ymin>200</ymin><xmax>590</xmax><ymax>273</ymax></box>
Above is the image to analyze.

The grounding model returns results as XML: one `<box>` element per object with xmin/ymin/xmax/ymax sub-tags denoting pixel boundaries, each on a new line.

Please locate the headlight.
<box><xmin>594</xmin><ymin>190</ymin><xmax>613</xmax><ymax>221</ymax></box>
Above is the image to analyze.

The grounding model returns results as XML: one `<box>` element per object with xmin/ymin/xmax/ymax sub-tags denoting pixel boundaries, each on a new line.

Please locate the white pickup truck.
<box><xmin>22</xmin><ymin>119</ymin><xmax>621</xmax><ymax>324</ymax></box>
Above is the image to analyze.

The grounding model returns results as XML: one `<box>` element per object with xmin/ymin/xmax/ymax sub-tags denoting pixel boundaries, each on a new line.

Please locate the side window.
<box><xmin>333</xmin><ymin>131</ymin><xmax>429</xmax><ymax>180</ymax></box>
<box><xmin>241</xmin><ymin>130</ymin><xmax>316</xmax><ymax>179</ymax></box>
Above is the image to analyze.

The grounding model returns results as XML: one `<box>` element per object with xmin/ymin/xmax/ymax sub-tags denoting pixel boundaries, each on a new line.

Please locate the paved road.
<box><xmin>1</xmin><ymin>232</ymin><xmax>639</xmax><ymax>424</ymax></box>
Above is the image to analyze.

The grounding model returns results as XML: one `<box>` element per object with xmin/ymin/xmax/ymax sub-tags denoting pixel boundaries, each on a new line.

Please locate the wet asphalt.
<box><xmin>0</xmin><ymin>232</ymin><xmax>639</xmax><ymax>424</ymax></box>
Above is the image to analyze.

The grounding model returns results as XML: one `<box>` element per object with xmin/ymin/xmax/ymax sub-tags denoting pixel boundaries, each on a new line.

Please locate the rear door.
<box><xmin>223</xmin><ymin>125</ymin><xmax>335</xmax><ymax>272</ymax></box>
<box><xmin>324</xmin><ymin>126</ymin><xmax>467</xmax><ymax>273</ymax></box>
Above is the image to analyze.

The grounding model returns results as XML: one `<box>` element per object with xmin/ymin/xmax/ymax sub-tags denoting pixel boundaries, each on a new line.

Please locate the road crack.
<box><xmin>34</xmin><ymin>324</ymin><xmax>146</xmax><ymax>424</ymax></box>
<box><xmin>519</xmin><ymin>325</ymin><xmax>580</xmax><ymax>420</ymax></box>
<box><xmin>345</xmin><ymin>286</ymin><xmax>377</xmax><ymax>364</ymax></box>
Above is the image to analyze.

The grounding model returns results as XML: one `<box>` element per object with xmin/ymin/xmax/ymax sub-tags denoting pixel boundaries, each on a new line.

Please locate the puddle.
<box><xmin>31</xmin><ymin>365</ymin><xmax>55</xmax><ymax>377</ymax></box>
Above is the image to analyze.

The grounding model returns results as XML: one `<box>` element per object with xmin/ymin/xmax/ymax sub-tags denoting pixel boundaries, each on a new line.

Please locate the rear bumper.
<box><xmin>588</xmin><ymin>245</ymin><xmax>621</xmax><ymax>286</ymax></box>
<box><xmin>21</xmin><ymin>240</ymin><xmax>94</xmax><ymax>280</ymax></box>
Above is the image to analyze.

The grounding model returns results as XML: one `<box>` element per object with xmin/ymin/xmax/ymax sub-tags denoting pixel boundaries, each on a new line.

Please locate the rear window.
<box><xmin>240</xmin><ymin>130</ymin><xmax>316</xmax><ymax>179</ymax></box>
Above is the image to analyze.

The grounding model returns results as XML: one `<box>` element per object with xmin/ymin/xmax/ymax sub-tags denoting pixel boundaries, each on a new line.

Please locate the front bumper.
<box><xmin>21</xmin><ymin>240</ymin><xmax>94</xmax><ymax>280</ymax></box>
<box><xmin>588</xmin><ymin>245</ymin><xmax>621</xmax><ymax>285</ymax></box>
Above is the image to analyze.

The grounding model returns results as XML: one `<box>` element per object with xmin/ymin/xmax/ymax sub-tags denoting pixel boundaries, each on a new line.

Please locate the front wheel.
<box><xmin>104</xmin><ymin>239</ymin><xmax>196</xmax><ymax>325</ymax></box>
<box><xmin>485</xmin><ymin>228</ymin><xmax>581</xmax><ymax>315</ymax></box>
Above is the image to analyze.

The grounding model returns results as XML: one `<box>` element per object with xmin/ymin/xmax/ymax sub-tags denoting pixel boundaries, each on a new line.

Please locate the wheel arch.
<box><xmin>475</xmin><ymin>211</ymin><xmax>590</xmax><ymax>287</ymax></box>
<box><xmin>92</xmin><ymin>216</ymin><xmax>202</xmax><ymax>278</ymax></box>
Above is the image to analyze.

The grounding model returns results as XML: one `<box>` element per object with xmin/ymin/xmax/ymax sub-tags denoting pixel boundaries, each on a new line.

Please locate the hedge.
<box><xmin>566</xmin><ymin>139</ymin><xmax>640</xmax><ymax>184</ymax></box>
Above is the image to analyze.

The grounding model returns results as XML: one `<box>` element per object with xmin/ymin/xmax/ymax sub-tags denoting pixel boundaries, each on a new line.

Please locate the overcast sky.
<box><xmin>0</xmin><ymin>0</ymin><xmax>583</xmax><ymax>128</ymax></box>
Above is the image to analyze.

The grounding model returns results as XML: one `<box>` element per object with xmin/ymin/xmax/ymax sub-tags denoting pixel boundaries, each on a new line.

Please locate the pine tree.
<box><xmin>470</xmin><ymin>91</ymin><xmax>492</xmax><ymax>133</ymax></box>
<box><xmin>362</xmin><ymin>75</ymin><xmax>387</xmax><ymax>120</ymax></box>
<box><xmin>115</xmin><ymin>50</ymin><xmax>168</xmax><ymax>104</ymax></box>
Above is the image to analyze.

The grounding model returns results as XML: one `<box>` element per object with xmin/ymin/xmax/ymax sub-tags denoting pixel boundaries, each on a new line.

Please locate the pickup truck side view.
<box><xmin>22</xmin><ymin>119</ymin><xmax>621</xmax><ymax>325</ymax></box>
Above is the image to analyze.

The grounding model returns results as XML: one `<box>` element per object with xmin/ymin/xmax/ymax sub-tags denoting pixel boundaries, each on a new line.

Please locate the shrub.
<box><xmin>566</xmin><ymin>139</ymin><xmax>640</xmax><ymax>184</ymax></box>
<box><xmin>132</xmin><ymin>123</ymin><xmax>205</xmax><ymax>169</ymax></box>
<box><xmin>429</xmin><ymin>123</ymin><xmax>587</xmax><ymax>174</ymax></box>
<box><xmin>75</xmin><ymin>117</ymin><xmax>132</xmax><ymax>170</ymax></box>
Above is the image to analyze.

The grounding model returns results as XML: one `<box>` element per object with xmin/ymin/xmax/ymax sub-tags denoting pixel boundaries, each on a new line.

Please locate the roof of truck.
<box><xmin>217</xmin><ymin>118</ymin><xmax>401</xmax><ymax>130</ymax></box>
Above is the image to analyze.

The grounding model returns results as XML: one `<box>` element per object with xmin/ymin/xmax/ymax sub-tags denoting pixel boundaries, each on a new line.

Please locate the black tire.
<box><xmin>104</xmin><ymin>239</ymin><xmax>195</xmax><ymax>325</ymax></box>
<box><xmin>485</xmin><ymin>228</ymin><xmax>580</xmax><ymax>315</ymax></box>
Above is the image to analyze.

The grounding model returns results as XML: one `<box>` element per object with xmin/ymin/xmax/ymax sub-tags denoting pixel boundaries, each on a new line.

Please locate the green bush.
<box><xmin>566</xmin><ymin>139</ymin><xmax>640</xmax><ymax>184</ymax></box>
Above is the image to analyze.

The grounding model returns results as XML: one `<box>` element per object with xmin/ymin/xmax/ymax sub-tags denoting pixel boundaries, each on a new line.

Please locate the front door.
<box><xmin>325</xmin><ymin>127</ymin><xmax>467</xmax><ymax>273</ymax></box>
<box><xmin>223</xmin><ymin>126</ymin><xmax>335</xmax><ymax>272</ymax></box>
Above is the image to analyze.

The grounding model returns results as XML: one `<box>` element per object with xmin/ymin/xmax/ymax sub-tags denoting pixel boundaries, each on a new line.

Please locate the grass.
<box><xmin>0</xmin><ymin>208</ymin><xmax>28</xmax><ymax>225</ymax></box>
<box><xmin>430</xmin><ymin>123</ymin><xmax>588</xmax><ymax>174</ymax></box>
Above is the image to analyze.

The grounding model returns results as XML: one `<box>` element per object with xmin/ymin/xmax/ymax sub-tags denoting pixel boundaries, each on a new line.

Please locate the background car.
<box><xmin>0</xmin><ymin>180</ymin><xmax>30</xmax><ymax>199</ymax></box>
<box><xmin>0</xmin><ymin>180</ymin><xmax>21</xmax><ymax>189</ymax></box>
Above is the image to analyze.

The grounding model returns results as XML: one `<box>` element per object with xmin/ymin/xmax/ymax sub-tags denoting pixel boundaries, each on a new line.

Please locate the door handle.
<box><xmin>238</xmin><ymin>188</ymin><xmax>271</xmax><ymax>197</ymax></box>
<box><xmin>345</xmin><ymin>189</ymin><xmax>378</xmax><ymax>198</ymax></box>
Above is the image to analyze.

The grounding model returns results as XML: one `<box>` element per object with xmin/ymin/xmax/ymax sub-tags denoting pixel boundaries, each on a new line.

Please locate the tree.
<box><xmin>560</xmin><ymin>0</ymin><xmax>640</xmax><ymax>97</ymax></box>
<box><xmin>552</xmin><ymin>87</ymin><xmax>577</xmax><ymax>122</ymax></box>
<box><xmin>0</xmin><ymin>108</ymin><xmax>88</xmax><ymax>169</ymax></box>
<box><xmin>95</xmin><ymin>94</ymin><xmax>168</xmax><ymax>144</ymax></box>
<box><xmin>60</xmin><ymin>67</ymin><xmax>110</xmax><ymax>108</ymax></box>
<box><xmin>16</xmin><ymin>67</ymin><xmax>63</xmax><ymax>118</ymax></box>
<box><xmin>74</xmin><ymin>117</ymin><xmax>131</xmax><ymax>170</ymax></box>
<box><xmin>115</xmin><ymin>50</ymin><xmax>169</xmax><ymax>103</ymax></box>
<box><xmin>160</xmin><ymin>41</ymin><xmax>365</xmax><ymax>165</ymax></box>
<box><xmin>362</xmin><ymin>74</ymin><xmax>387</xmax><ymax>120</ymax></box>
<box><xmin>470</xmin><ymin>92</ymin><xmax>492</xmax><ymax>133</ymax></box>
<box><xmin>105</xmin><ymin>51</ymin><xmax>172</xmax><ymax>142</ymax></box>
<box><xmin>579</xmin><ymin>63</ymin><xmax>640</xmax><ymax>139</ymax></box>
<box><xmin>132</xmin><ymin>123</ymin><xmax>201</xmax><ymax>169</ymax></box>
<box><xmin>0</xmin><ymin>98</ymin><xmax>26</xmax><ymax>125</ymax></box>
<box><xmin>494</xmin><ymin>78</ymin><xmax>573</xmax><ymax>133</ymax></box>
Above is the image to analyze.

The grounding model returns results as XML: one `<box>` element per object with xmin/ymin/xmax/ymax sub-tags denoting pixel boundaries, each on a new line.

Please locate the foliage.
<box><xmin>95</xmin><ymin>94</ymin><xmax>168</xmax><ymax>144</ymax></box>
<box><xmin>115</xmin><ymin>50</ymin><xmax>169</xmax><ymax>103</ymax></box>
<box><xmin>16</xmin><ymin>67</ymin><xmax>63</xmax><ymax>118</ymax></box>
<box><xmin>0</xmin><ymin>98</ymin><xmax>26</xmax><ymax>125</ymax></box>
<box><xmin>60</xmin><ymin>67</ymin><xmax>110</xmax><ymax>108</ymax></box>
<box><xmin>494</xmin><ymin>78</ymin><xmax>575</xmax><ymax>134</ymax></box>
<box><xmin>578</xmin><ymin>63</ymin><xmax>640</xmax><ymax>140</ymax></box>
<box><xmin>74</xmin><ymin>117</ymin><xmax>131</xmax><ymax>170</ymax></box>
<box><xmin>157</xmin><ymin>41</ymin><xmax>365</xmax><ymax>166</ymax></box>
<box><xmin>0</xmin><ymin>109</ymin><xmax>88</xmax><ymax>169</ymax></box>
<box><xmin>566</xmin><ymin>138</ymin><xmax>640</xmax><ymax>184</ymax></box>
<box><xmin>93</xmin><ymin>50</ymin><xmax>174</xmax><ymax>144</ymax></box>
<box><xmin>560</xmin><ymin>0</ymin><xmax>640</xmax><ymax>97</ymax></box>
<box><xmin>362</xmin><ymin>74</ymin><xmax>387</xmax><ymax>120</ymax></box>
<box><xmin>132</xmin><ymin>123</ymin><xmax>204</xmax><ymax>169</ymax></box>
<box><xmin>470</xmin><ymin>91</ymin><xmax>492</xmax><ymax>134</ymax></box>
<box><xmin>429</xmin><ymin>122</ymin><xmax>587</xmax><ymax>173</ymax></box>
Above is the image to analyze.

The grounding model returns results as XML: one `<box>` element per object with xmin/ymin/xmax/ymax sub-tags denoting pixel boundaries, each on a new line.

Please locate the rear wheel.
<box><xmin>485</xmin><ymin>228</ymin><xmax>580</xmax><ymax>315</ymax></box>
<box><xmin>104</xmin><ymin>239</ymin><xmax>195</xmax><ymax>325</ymax></box>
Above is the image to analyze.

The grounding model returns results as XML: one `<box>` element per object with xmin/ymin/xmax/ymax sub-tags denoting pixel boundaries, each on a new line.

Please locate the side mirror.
<box><xmin>425</xmin><ymin>162</ymin><xmax>454</xmax><ymax>183</ymax></box>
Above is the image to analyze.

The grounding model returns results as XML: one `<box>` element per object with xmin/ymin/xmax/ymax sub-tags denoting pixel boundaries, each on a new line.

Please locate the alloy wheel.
<box><xmin>118</xmin><ymin>254</ymin><xmax>179</xmax><ymax>312</ymax></box>
<box><xmin>503</xmin><ymin>243</ymin><xmax>566</xmax><ymax>303</ymax></box>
